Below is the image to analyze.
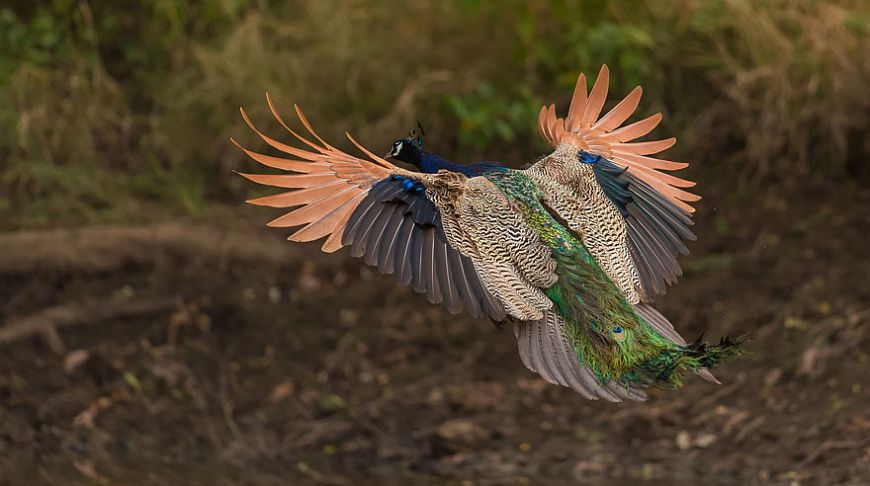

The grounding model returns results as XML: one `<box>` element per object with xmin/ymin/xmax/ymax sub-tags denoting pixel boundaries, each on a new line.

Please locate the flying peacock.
<box><xmin>235</xmin><ymin>65</ymin><xmax>743</xmax><ymax>401</ymax></box>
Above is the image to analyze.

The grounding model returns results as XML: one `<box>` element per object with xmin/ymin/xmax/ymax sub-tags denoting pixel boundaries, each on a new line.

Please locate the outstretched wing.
<box><xmin>237</xmin><ymin>98</ymin><xmax>558</xmax><ymax>323</ymax></box>
<box><xmin>236</xmin><ymin>95</ymin><xmax>506</xmax><ymax>320</ymax></box>
<box><xmin>535</xmin><ymin>65</ymin><xmax>699</xmax><ymax>299</ymax></box>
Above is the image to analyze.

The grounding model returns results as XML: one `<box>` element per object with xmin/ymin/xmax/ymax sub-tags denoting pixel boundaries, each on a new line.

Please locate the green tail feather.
<box><xmin>488</xmin><ymin>169</ymin><xmax>744</xmax><ymax>389</ymax></box>
<box><xmin>632</xmin><ymin>335</ymin><xmax>747</xmax><ymax>388</ymax></box>
<box><xmin>549</xmin><ymin>248</ymin><xmax>746</xmax><ymax>387</ymax></box>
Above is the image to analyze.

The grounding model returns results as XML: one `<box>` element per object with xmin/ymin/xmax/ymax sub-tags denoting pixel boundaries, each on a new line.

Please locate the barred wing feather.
<box><xmin>536</xmin><ymin>65</ymin><xmax>699</xmax><ymax>299</ymax></box>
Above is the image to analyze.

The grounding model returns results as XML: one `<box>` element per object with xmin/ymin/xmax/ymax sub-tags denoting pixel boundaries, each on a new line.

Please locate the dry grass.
<box><xmin>1</xmin><ymin>0</ymin><xmax>867</xmax><ymax>228</ymax></box>
<box><xmin>691</xmin><ymin>0</ymin><xmax>869</xmax><ymax>181</ymax></box>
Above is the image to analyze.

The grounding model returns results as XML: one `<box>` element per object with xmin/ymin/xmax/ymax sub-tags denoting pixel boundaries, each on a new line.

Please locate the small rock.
<box><xmin>64</xmin><ymin>349</ymin><xmax>90</xmax><ymax>373</ymax></box>
<box><xmin>268</xmin><ymin>381</ymin><xmax>295</xmax><ymax>403</ymax></box>
<box><xmin>695</xmin><ymin>433</ymin><xmax>717</xmax><ymax>448</ymax></box>
<box><xmin>267</xmin><ymin>286</ymin><xmax>282</xmax><ymax>303</ymax></box>
<box><xmin>434</xmin><ymin>419</ymin><xmax>490</xmax><ymax>453</ymax></box>
<box><xmin>425</xmin><ymin>387</ymin><xmax>445</xmax><ymax>406</ymax></box>
<box><xmin>764</xmin><ymin>367</ymin><xmax>783</xmax><ymax>388</ymax></box>
<box><xmin>338</xmin><ymin>309</ymin><xmax>358</xmax><ymax>325</ymax></box>
<box><xmin>442</xmin><ymin>382</ymin><xmax>505</xmax><ymax>412</ymax></box>
<box><xmin>676</xmin><ymin>430</ymin><xmax>692</xmax><ymax>451</ymax></box>
<box><xmin>572</xmin><ymin>459</ymin><xmax>606</xmax><ymax>480</ymax></box>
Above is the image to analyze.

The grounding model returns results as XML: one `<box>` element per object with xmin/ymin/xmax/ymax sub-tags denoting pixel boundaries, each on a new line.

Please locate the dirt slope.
<box><xmin>1</xmin><ymin>189</ymin><xmax>868</xmax><ymax>485</ymax></box>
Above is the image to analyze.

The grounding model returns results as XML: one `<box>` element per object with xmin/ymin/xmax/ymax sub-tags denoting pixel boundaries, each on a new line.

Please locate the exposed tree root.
<box><xmin>0</xmin><ymin>296</ymin><xmax>177</xmax><ymax>352</ymax></box>
<box><xmin>0</xmin><ymin>222</ymin><xmax>300</xmax><ymax>276</ymax></box>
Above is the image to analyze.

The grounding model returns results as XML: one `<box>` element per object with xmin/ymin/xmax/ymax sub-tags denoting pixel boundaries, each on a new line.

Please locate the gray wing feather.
<box><xmin>376</xmin><ymin>205</ymin><xmax>405</xmax><ymax>273</ymax></box>
<box><xmin>394</xmin><ymin>218</ymin><xmax>415</xmax><ymax>285</ymax></box>
<box><xmin>592</xmin><ymin>158</ymin><xmax>696</xmax><ymax>299</ymax></box>
<box><xmin>343</xmin><ymin>178</ymin><xmax>505</xmax><ymax>321</ymax></box>
<box><xmin>364</xmin><ymin>204</ymin><xmax>397</xmax><ymax>266</ymax></box>
<box><xmin>421</xmin><ymin>228</ymin><xmax>443</xmax><ymax>304</ymax></box>
<box><xmin>634</xmin><ymin>302</ymin><xmax>686</xmax><ymax>345</ymax></box>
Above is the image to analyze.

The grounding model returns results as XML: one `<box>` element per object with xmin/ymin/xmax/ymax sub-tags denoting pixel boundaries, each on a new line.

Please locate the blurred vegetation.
<box><xmin>1</xmin><ymin>0</ymin><xmax>867</xmax><ymax>229</ymax></box>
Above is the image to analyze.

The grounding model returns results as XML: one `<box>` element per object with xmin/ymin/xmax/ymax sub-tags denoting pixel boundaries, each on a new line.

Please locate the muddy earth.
<box><xmin>1</xmin><ymin>185</ymin><xmax>868</xmax><ymax>485</ymax></box>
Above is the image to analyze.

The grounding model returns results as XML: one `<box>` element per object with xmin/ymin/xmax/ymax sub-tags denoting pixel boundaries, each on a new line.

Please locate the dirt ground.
<box><xmin>1</xmin><ymin>184</ymin><xmax>868</xmax><ymax>485</ymax></box>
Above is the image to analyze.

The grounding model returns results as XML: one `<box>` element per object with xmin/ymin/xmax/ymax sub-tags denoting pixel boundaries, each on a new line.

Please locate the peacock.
<box><xmin>235</xmin><ymin>65</ymin><xmax>743</xmax><ymax>401</ymax></box>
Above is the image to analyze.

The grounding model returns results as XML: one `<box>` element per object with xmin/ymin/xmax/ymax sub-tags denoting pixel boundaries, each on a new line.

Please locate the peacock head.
<box><xmin>386</xmin><ymin>122</ymin><xmax>425</xmax><ymax>165</ymax></box>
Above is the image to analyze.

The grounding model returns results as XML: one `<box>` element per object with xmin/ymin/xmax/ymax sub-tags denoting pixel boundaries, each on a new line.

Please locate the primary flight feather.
<box><xmin>236</xmin><ymin>65</ymin><xmax>742</xmax><ymax>402</ymax></box>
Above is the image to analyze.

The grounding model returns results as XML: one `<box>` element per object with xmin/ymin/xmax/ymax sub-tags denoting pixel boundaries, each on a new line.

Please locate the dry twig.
<box><xmin>0</xmin><ymin>296</ymin><xmax>177</xmax><ymax>351</ymax></box>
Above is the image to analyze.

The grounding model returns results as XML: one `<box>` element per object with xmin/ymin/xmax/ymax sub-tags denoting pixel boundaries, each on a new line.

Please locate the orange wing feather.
<box><xmin>538</xmin><ymin>65</ymin><xmax>699</xmax><ymax>213</ymax></box>
<box><xmin>235</xmin><ymin>94</ymin><xmax>406</xmax><ymax>253</ymax></box>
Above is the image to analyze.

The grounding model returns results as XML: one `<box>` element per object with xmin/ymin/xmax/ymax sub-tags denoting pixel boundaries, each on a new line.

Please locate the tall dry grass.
<box><xmin>1</xmin><ymin>0</ymin><xmax>867</xmax><ymax>228</ymax></box>
<box><xmin>688</xmin><ymin>0</ymin><xmax>869</xmax><ymax>182</ymax></box>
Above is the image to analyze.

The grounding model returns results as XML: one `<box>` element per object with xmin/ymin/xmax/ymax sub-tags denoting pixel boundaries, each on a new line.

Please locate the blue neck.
<box><xmin>417</xmin><ymin>152</ymin><xmax>504</xmax><ymax>176</ymax></box>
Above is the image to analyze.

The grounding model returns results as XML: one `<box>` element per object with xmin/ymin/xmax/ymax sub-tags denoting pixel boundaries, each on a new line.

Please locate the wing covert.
<box><xmin>235</xmin><ymin>96</ymin><xmax>508</xmax><ymax>320</ymax></box>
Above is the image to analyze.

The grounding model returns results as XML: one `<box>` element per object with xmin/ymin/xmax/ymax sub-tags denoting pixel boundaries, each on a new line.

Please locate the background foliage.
<box><xmin>1</xmin><ymin>0</ymin><xmax>868</xmax><ymax>228</ymax></box>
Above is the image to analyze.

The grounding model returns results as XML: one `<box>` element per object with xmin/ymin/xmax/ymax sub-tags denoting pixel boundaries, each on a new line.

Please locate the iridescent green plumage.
<box><xmin>487</xmin><ymin>170</ymin><xmax>742</xmax><ymax>388</ymax></box>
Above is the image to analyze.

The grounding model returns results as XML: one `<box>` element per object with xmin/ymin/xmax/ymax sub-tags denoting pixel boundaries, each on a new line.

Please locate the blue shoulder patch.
<box><xmin>578</xmin><ymin>151</ymin><xmax>601</xmax><ymax>164</ymax></box>
<box><xmin>389</xmin><ymin>174</ymin><xmax>425</xmax><ymax>193</ymax></box>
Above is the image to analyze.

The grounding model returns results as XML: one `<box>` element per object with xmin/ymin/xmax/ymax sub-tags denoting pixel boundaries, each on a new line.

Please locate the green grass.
<box><xmin>1</xmin><ymin>0</ymin><xmax>867</xmax><ymax>229</ymax></box>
